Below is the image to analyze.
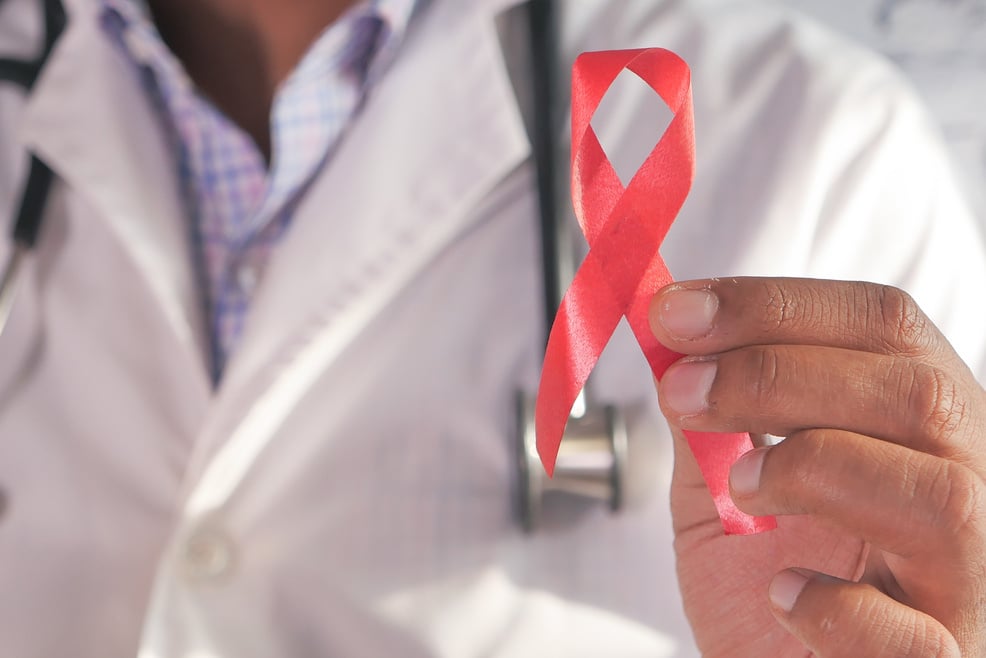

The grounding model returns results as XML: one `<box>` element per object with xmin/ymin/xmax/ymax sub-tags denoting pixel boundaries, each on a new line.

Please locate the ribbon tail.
<box><xmin>684</xmin><ymin>431</ymin><xmax>778</xmax><ymax>534</ymax></box>
<box><xmin>535</xmin><ymin>254</ymin><xmax>625</xmax><ymax>476</ymax></box>
<box><xmin>626</xmin><ymin>260</ymin><xmax>775</xmax><ymax>535</ymax></box>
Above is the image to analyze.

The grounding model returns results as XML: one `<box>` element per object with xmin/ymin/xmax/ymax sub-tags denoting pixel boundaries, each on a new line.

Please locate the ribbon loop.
<box><xmin>535</xmin><ymin>49</ymin><xmax>775</xmax><ymax>535</ymax></box>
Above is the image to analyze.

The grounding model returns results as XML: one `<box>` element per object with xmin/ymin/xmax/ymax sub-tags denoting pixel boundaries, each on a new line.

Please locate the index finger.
<box><xmin>649</xmin><ymin>277</ymin><xmax>959</xmax><ymax>365</ymax></box>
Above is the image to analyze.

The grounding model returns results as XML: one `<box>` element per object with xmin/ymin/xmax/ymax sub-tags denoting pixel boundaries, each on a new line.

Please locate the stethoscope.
<box><xmin>0</xmin><ymin>0</ymin><xmax>65</xmax><ymax>334</ymax></box>
<box><xmin>0</xmin><ymin>0</ymin><xmax>627</xmax><ymax>532</ymax></box>
<box><xmin>516</xmin><ymin>0</ymin><xmax>627</xmax><ymax>532</ymax></box>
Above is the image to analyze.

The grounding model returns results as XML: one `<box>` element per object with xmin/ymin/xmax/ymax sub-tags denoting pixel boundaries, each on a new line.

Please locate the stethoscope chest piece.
<box><xmin>517</xmin><ymin>393</ymin><xmax>628</xmax><ymax>532</ymax></box>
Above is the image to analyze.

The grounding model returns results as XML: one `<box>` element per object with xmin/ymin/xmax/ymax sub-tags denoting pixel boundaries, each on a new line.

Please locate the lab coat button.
<box><xmin>236</xmin><ymin>264</ymin><xmax>259</xmax><ymax>294</ymax></box>
<box><xmin>182</xmin><ymin>527</ymin><xmax>235</xmax><ymax>582</ymax></box>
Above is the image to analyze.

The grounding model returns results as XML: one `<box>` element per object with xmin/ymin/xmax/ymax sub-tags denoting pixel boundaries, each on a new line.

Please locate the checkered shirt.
<box><xmin>100</xmin><ymin>0</ymin><xmax>417</xmax><ymax>382</ymax></box>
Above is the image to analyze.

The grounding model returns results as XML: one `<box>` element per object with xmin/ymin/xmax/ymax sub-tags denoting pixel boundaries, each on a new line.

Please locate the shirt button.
<box><xmin>236</xmin><ymin>264</ymin><xmax>259</xmax><ymax>294</ymax></box>
<box><xmin>182</xmin><ymin>526</ymin><xmax>236</xmax><ymax>582</ymax></box>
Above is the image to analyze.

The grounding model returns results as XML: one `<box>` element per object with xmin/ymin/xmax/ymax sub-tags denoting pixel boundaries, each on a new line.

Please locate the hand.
<box><xmin>649</xmin><ymin>277</ymin><xmax>986</xmax><ymax>657</ymax></box>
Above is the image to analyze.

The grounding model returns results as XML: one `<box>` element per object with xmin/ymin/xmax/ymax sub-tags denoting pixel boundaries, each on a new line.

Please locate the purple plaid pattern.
<box><xmin>101</xmin><ymin>0</ymin><xmax>417</xmax><ymax>382</ymax></box>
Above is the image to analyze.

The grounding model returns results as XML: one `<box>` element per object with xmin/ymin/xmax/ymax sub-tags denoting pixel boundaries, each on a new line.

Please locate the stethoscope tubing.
<box><xmin>527</xmin><ymin>0</ymin><xmax>571</xmax><ymax>344</ymax></box>
<box><xmin>0</xmin><ymin>0</ymin><xmax>65</xmax><ymax>337</ymax></box>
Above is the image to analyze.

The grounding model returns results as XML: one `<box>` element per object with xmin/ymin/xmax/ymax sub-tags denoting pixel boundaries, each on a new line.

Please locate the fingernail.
<box><xmin>730</xmin><ymin>447</ymin><xmax>768</xmax><ymax>495</ymax></box>
<box><xmin>655</xmin><ymin>288</ymin><xmax>718</xmax><ymax>339</ymax></box>
<box><xmin>661</xmin><ymin>359</ymin><xmax>716</xmax><ymax>416</ymax></box>
<box><xmin>769</xmin><ymin>570</ymin><xmax>809</xmax><ymax>613</ymax></box>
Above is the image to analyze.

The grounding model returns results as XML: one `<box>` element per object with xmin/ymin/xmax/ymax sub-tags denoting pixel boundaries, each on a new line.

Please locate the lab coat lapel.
<box><xmin>18</xmin><ymin>0</ymin><xmax>210</xmax><ymax>387</ymax></box>
<box><xmin>185</xmin><ymin>0</ymin><xmax>531</xmax><ymax>513</ymax></box>
<box><xmin>225</xmin><ymin>0</ymin><xmax>531</xmax><ymax>391</ymax></box>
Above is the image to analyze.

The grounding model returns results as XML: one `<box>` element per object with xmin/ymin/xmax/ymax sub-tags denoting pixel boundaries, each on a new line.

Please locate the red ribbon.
<box><xmin>535</xmin><ymin>48</ymin><xmax>776</xmax><ymax>535</ymax></box>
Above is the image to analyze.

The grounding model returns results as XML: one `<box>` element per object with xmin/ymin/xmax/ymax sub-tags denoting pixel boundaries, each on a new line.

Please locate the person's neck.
<box><xmin>146</xmin><ymin>0</ymin><xmax>360</xmax><ymax>160</ymax></box>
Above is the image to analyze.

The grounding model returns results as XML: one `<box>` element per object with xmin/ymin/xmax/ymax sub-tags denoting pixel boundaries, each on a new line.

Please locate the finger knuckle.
<box><xmin>926</xmin><ymin>461</ymin><xmax>984</xmax><ymax>540</ymax></box>
<box><xmin>900</xmin><ymin>363</ymin><xmax>969</xmax><ymax>448</ymax></box>
<box><xmin>873</xmin><ymin>285</ymin><xmax>935</xmax><ymax>355</ymax></box>
<box><xmin>785</xmin><ymin>429</ymin><xmax>829</xmax><ymax>484</ymax></box>
<box><xmin>767</xmin><ymin>430</ymin><xmax>830</xmax><ymax>510</ymax></box>
<box><xmin>761</xmin><ymin>280</ymin><xmax>799</xmax><ymax>331</ymax></box>
<box><xmin>822</xmin><ymin>590</ymin><xmax>874</xmax><ymax>642</ymax></box>
<box><xmin>743</xmin><ymin>347</ymin><xmax>786</xmax><ymax>411</ymax></box>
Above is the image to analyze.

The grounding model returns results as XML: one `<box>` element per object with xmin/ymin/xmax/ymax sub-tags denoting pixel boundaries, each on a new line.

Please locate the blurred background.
<box><xmin>784</xmin><ymin>0</ymin><xmax>986</xmax><ymax>229</ymax></box>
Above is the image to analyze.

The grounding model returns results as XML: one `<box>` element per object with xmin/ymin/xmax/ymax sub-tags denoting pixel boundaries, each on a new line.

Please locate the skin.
<box><xmin>145</xmin><ymin>0</ymin><xmax>360</xmax><ymax>160</ymax></box>
<box><xmin>649</xmin><ymin>277</ymin><xmax>986</xmax><ymax>656</ymax></box>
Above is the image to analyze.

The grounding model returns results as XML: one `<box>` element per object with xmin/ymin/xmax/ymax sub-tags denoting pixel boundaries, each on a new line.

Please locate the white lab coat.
<box><xmin>1</xmin><ymin>0</ymin><xmax>984</xmax><ymax>656</ymax></box>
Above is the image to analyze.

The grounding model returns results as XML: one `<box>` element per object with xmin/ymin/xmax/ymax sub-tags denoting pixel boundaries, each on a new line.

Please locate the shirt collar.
<box><xmin>365</xmin><ymin>0</ymin><xmax>419</xmax><ymax>83</ymax></box>
<box><xmin>98</xmin><ymin>0</ymin><xmax>420</xmax><ymax>90</ymax></box>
